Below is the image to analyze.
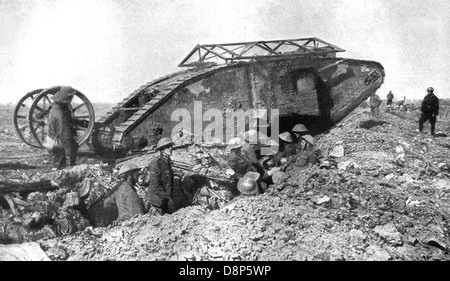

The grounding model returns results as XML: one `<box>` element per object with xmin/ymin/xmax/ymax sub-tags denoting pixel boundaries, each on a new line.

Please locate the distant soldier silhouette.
<box><xmin>386</xmin><ymin>91</ymin><xmax>394</xmax><ymax>110</ymax></box>
<box><xmin>419</xmin><ymin>87</ymin><xmax>439</xmax><ymax>136</ymax></box>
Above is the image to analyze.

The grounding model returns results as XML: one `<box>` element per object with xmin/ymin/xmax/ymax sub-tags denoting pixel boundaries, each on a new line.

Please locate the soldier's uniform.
<box><xmin>294</xmin><ymin>149</ymin><xmax>318</xmax><ymax>167</ymax></box>
<box><xmin>292</xmin><ymin>123</ymin><xmax>309</xmax><ymax>152</ymax></box>
<box><xmin>146</xmin><ymin>156</ymin><xmax>174</xmax><ymax>215</ymax></box>
<box><xmin>48</xmin><ymin>86</ymin><xmax>79</xmax><ymax>169</ymax></box>
<box><xmin>419</xmin><ymin>87</ymin><xmax>439</xmax><ymax>135</ymax></box>
<box><xmin>103</xmin><ymin>181</ymin><xmax>145</xmax><ymax>222</ymax></box>
<box><xmin>386</xmin><ymin>91</ymin><xmax>394</xmax><ymax>107</ymax></box>
<box><xmin>228</xmin><ymin>150</ymin><xmax>253</xmax><ymax>178</ymax></box>
<box><xmin>241</xmin><ymin>142</ymin><xmax>257</xmax><ymax>164</ymax></box>
<box><xmin>286</xmin><ymin>135</ymin><xmax>318</xmax><ymax>171</ymax></box>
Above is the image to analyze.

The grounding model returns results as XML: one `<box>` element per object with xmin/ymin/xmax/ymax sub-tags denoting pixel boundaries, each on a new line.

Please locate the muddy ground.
<box><xmin>1</xmin><ymin>100</ymin><xmax>450</xmax><ymax>261</ymax></box>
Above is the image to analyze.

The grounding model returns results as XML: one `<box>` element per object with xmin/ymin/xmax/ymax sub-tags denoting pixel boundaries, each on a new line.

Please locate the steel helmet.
<box><xmin>118</xmin><ymin>163</ymin><xmax>140</xmax><ymax>177</ymax></box>
<box><xmin>156</xmin><ymin>137</ymin><xmax>174</xmax><ymax>150</ymax></box>
<box><xmin>52</xmin><ymin>86</ymin><xmax>77</xmax><ymax>104</ymax></box>
<box><xmin>427</xmin><ymin>87</ymin><xmax>434</xmax><ymax>92</ymax></box>
<box><xmin>279</xmin><ymin>132</ymin><xmax>293</xmax><ymax>143</ymax></box>
<box><xmin>243</xmin><ymin>129</ymin><xmax>258</xmax><ymax>140</ymax></box>
<box><xmin>301</xmin><ymin>135</ymin><xmax>315</xmax><ymax>145</ymax></box>
<box><xmin>292</xmin><ymin>123</ymin><xmax>308</xmax><ymax>133</ymax></box>
<box><xmin>237</xmin><ymin>176</ymin><xmax>259</xmax><ymax>196</ymax></box>
<box><xmin>264</xmin><ymin>139</ymin><xmax>279</xmax><ymax>155</ymax></box>
<box><xmin>226</xmin><ymin>137</ymin><xmax>244</xmax><ymax>150</ymax></box>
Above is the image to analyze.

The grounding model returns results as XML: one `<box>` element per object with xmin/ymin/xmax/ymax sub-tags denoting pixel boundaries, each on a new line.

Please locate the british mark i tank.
<box><xmin>14</xmin><ymin>37</ymin><xmax>384</xmax><ymax>158</ymax></box>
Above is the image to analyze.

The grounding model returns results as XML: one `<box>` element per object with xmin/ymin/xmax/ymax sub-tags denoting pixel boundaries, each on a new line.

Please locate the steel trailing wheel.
<box><xmin>13</xmin><ymin>88</ymin><xmax>46</xmax><ymax>148</ymax></box>
<box><xmin>28</xmin><ymin>86</ymin><xmax>95</xmax><ymax>148</ymax></box>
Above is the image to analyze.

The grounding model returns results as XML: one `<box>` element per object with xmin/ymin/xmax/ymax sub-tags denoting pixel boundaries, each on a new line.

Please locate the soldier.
<box><xmin>242</xmin><ymin>129</ymin><xmax>258</xmax><ymax>164</ymax></box>
<box><xmin>291</xmin><ymin>123</ymin><xmax>309</xmax><ymax>152</ymax></box>
<box><xmin>279</xmin><ymin>131</ymin><xmax>296</xmax><ymax>155</ymax></box>
<box><xmin>47</xmin><ymin>86</ymin><xmax>79</xmax><ymax>170</ymax></box>
<box><xmin>273</xmin><ymin>132</ymin><xmax>296</xmax><ymax>166</ymax></box>
<box><xmin>103</xmin><ymin>163</ymin><xmax>145</xmax><ymax>222</ymax></box>
<box><xmin>386</xmin><ymin>91</ymin><xmax>394</xmax><ymax>110</ymax></box>
<box><xmin>369</xmin><ymin>93</ymin><xmax>382</xmax><ymax>117</ymax></box>
<box><xmin>291</xmin><ymin>134</ymin><xmax>318</xmax><ymax>169</ymax></box>
<box><xmin>258</xmin><ymin>139</ymin><xmax>283</xmax><ymax>190</ymax></box>
<box><xmin>419</xmin><ymin>87</ymin><xmax>439</xmax><ymax>136</ymax></box>
<box><xmin>292</xmin><ymin>123</ymin><xmax>309</xmax><ymax>138</ymax></box>
<box><xmin>259</xmin><ymin>139</ymin><xmax>280</xmax><ymax>167</ymax></box>
<box><xmin>146</xmin><ymin>138</ymin><xmax>175</xmax><ymax>215</ymax></box>
<box><xmin>226</xmin><ymin>137</ymin><xmax>255</xmax><ymax>178</ymax></box>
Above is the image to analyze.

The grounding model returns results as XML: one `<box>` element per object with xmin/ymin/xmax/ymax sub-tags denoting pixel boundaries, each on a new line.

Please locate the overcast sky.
<box><xmin>1</xmin><ymin>0</ymin><xmax>449</xmax><ymax>104</ymax></box>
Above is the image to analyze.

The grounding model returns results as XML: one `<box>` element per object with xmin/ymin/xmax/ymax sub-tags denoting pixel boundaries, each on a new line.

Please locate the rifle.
<box><xmin>115</xmin><ymin>144</ymin><xmax>189</xmax><ymax>165</ymax></box>
<box><xmin>171</xmin><ymin>161</ymin><xmax>234</xmax><ymax>184</ymax></box>
<box><xmin>207</xmin><ymin>187</ymin><xmax>227</xmax><ymax>202</ymax></box>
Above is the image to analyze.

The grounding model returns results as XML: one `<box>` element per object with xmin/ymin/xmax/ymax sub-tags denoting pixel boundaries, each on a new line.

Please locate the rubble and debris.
<box><xmin>0</xmin><ymin>242</ymin><xmax>50</xmax><ymax>261</ymax></box>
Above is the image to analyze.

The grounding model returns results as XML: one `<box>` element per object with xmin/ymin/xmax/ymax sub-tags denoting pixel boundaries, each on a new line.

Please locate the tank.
<box><xmin>13</xmin><ymin>37</ymin><xmax>384</xmax><ymax>158</ymax></box>
<box><xmin>90</xmin><ymin>37</ymin><xmax>384</xmax><ymax>158</ymax></box>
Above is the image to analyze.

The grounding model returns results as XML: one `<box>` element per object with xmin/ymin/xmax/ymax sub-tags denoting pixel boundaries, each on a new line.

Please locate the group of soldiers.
<box><xmin>226</xmin><ymin>125</ymin><xmax>318</xmax><ymax>200</ymax></box>
<box><xmin>101</xmin><ymin>124</ymin><xmax>319</xmax><ymax>222</ymax></box>
<box><xmin>102</xmin><ymin>137</ymin><xmax>176</xmax><ymax>221</ymax></box>
<box><xmin>44</xmin><ymin>85</ymin><xmax>440</xmax><ymax>225</ymax></box>
<box><xmin>369</xmin><ymin>87</ymin><xmax>440</xmax><ymax>135</ymax></box>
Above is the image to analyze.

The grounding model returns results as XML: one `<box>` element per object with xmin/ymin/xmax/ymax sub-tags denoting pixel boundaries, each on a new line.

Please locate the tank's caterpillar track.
<box><xmin>97</xmin><ymin>64</ymin><xmax>230</xmax><ymax>150</ymax></box>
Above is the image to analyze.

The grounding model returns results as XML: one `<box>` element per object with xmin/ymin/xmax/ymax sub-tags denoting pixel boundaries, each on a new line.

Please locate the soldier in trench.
<box><xmin>291</xmin><ymin>123</ymin><xmax>309</xmax><ymax>150</ymax></box>
<box><xmin>145</xmin><ymin>138</ymin><xmax>175</xmax><ymax>215</ymax></box>
<box><xmin>258</xmin><ymin>139</ymin><xmax>284</xmax><ymax>191</ymax></box>
<box><xmin>274</xmin><ymin>131</ymin><xmax>297</xmax><ymax>166</ymax></box>
<box><xmin>285</xmin><ymin>134</ymin><xmax>318</xmax><ymax>172</ymax></box>
<box><xmin>241</xmin><ymin>129</ymin><xmax>258</xmax><ymax>164</ymax></box>
<box><xmin>226</xmin><ymin>137</ymin><xmax>256</xmax><ymax>179</ymax></box>
<box><xmin>103</xmin><ymin>163</ymin><xmax>145</xmax><ymax>222</ymax></box>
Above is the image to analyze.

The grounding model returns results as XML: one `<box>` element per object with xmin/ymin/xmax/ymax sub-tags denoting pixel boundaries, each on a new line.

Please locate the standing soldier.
<box><xmin>369</xmin><ymin>93</ymin><xmax>382</xmax><ymax>117</ymax></box>
<box><xmin>386</xmin><ymin>91</ymin><xmax>394</xmax><ymax>110</ymax></box>
<box><xmin>146</xmin><ymin>138</ymin><xmax>175</xmax><ymax>215</ymax></box>
<box><xmin>47</xmin><ymin>86</ymin><xmax>79</xmax><ymax>170</ymax></box>
<box><xmin>419</xmin><ymin>87</ymin><xmax>439</xmax><ymax>136</ymax></box>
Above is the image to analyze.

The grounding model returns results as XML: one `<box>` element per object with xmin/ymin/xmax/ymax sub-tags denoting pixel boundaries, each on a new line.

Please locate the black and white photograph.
<box><xmin>1</xmin><ymin>0</ymin><xmax>449</xmax><ymax>268</ymax></box>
